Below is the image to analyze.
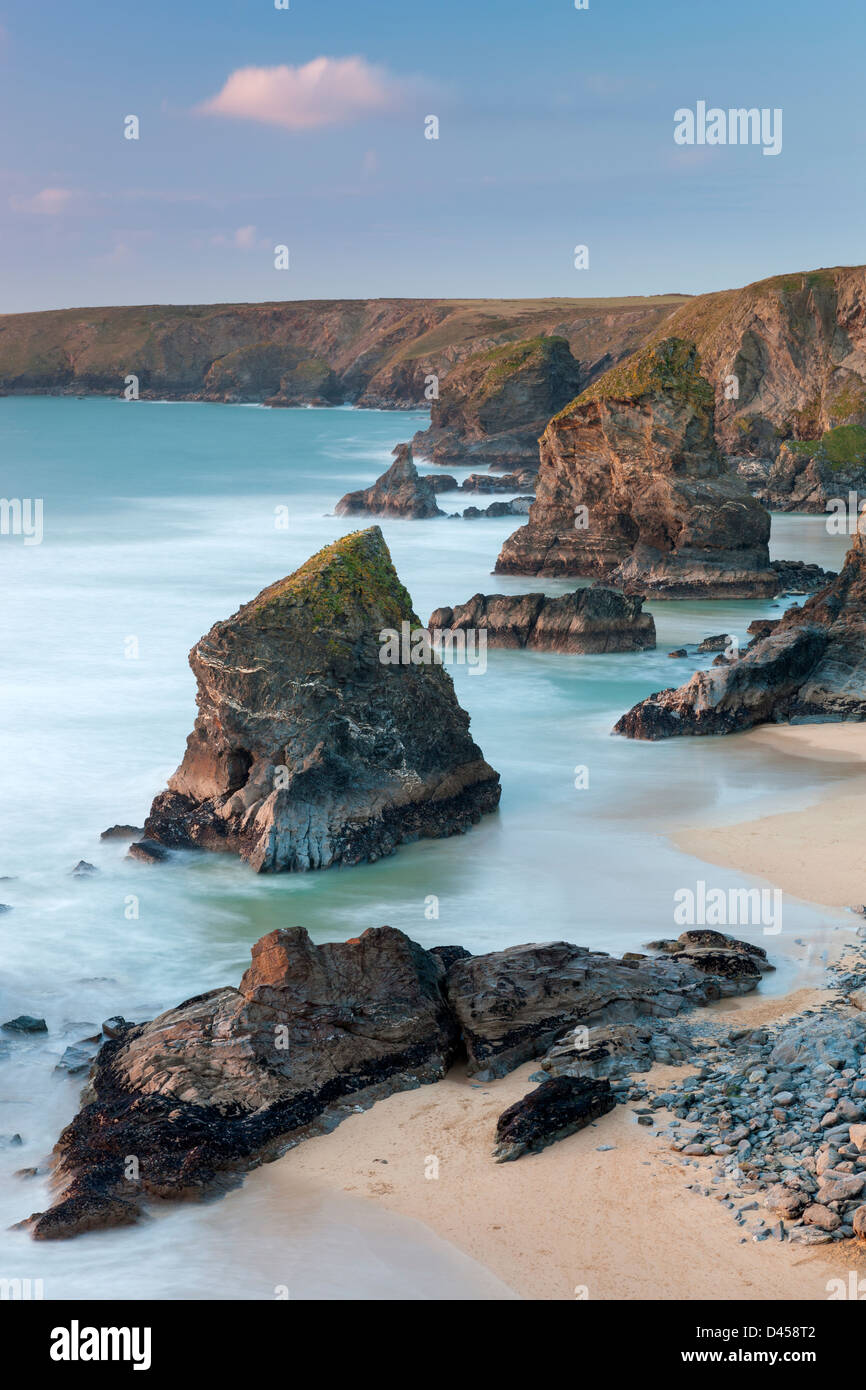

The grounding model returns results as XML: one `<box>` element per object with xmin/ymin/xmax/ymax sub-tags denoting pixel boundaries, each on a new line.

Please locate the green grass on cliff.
<box><xmin>553</xmin><ymin>336</ymin><xmax>714</xmax><ymax>420</ymax></box>
<box><xmin>243</xmin><ymin>527</ymin><xmax>419</xmax><ymax>631</ymax></box>
<box><xmin>790</xmin><ymin>424</ymin><xmax>866</xmax><ymax>469</ymax></box>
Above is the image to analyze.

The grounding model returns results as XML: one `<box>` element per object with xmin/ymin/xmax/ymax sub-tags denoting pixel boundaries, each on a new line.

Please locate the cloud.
<box><xmin>210</xmin><ymin>224</ymin><xmax>264</xmax><ymax>250</ymax></box>
<box><xmin>9</xmin><ymin>187</ymin><xmax>77</xmax><ymax>215</ymax></box>
<box><xmin>198</xmin><ymin>57</ymin><xmax>405</xmax><ymax>131</ymax></box>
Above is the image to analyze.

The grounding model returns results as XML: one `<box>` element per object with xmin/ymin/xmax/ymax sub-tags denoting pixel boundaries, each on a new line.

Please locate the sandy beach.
<box><xmin>275</xmin><ymin>982</ymin><xmax>861</xmax><ymax>1301</ymax></box>
<box><xmin>676</xmin><ymin>723</ymin><xmax>866</xmax><ymax>909</ymax></box>
<box><xmin>271</xmin><ymin>723</ymin><xmax>866</xmax><ymax>1300</ymax></box>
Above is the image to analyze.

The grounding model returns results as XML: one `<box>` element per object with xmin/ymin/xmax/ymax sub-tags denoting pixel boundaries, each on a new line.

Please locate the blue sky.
<box><xmin>0</xmin><ymin>0</ymin><xmax>864</xmax><ymax>311</ymax></box>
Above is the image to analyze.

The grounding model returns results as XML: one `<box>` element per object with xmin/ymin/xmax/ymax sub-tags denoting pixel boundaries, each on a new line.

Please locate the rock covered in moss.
<box><xmin>496</xmin><ymin>338</ymin><xmax>778</xmax><ymax>598</ymax></box>
<box><xmin>143</xmin><ymin>527</ymin><xmax>500</xmax><ymax>870</ymax></box>
<box><xmin>411</xmin><ymin>335</ymin><xmax>582</xmax><ymax>469</ymax></box>
<box><xmin>334</xmin><ymin>444</ymin><xmax>443</xmax><ymax>519</ymax></box>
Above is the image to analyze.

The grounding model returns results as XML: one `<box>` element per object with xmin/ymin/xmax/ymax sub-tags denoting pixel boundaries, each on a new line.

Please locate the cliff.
<box><xmin>141</xmin><ymin>527</ymin><xmax>500</xmax><ymax>869</ymax></box>
<box><xmin>495</xmin><ymin>338</ymin><xmax>778</xmax><ymax>598</ymax></box>
<box><xmin>0</xmin><ymin>295</ymin><xmax>685</xmax><ymax>409</ymax></box>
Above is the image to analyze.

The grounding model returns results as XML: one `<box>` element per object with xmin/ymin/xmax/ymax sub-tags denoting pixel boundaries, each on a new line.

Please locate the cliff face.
<box><xmin>0</xmin><ymin>295</ymin><xmax>684</xmax><ymax>409</ymax></box>
<box><xmin>495</xmin><ymin>339</ymin><xmax>777</xmax><ymax>598</ymax></box>
<box><xmin>614</xmin><ymin>520</ymin><xmax>866</xmax><ymax>738</ymax></box>
<box><xmin>662</xmin><ymin>266</ymin><xmax>866</xmax><ymax>457</ymax></box>
<box><xmin>750</xmin><ymin>427</ymin><xmax>866</xmax><ymax>512</ymax></box>
<box><xmin>411</xmin><ymin>335</ymin><xmax>583</xmax><ymax>469</ymax></box>
<box><xmin>142</xmin><ymin>527</ymin><xmax>500</xmax><ymax>870</ymax></box>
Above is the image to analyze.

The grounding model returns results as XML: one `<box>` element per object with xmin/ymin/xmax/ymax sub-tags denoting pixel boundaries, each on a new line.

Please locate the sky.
<box><xmin>0</xmin><ymin>0</ymin><xmax>864</xmax><ymax>312</ymax></box>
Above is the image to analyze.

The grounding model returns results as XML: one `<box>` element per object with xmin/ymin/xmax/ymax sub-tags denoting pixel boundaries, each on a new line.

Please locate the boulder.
<box><xmin>492</xmin><ymin>1076</ymin><xmax>616</xmax><ymax>1162</ymax></box>
<box><xmin>334</xmin><ymin>444</ymin><xmax>442</xmax><ymax>519</ymax></box>
<box><xmin>614</xmin><ymin>517</ymin><xmax>866</xmax><ymax>738</ymax></box>
<box><xmin>2</xmin><ymin>1016</ymin><xmax>47</xmax><ymax>1034</ymax></box>
<box><xmin>428</xmin><ymin>585</ymin><xmax>655</xmax><ymax>653</ymax></box>
<box><xmin>142</xmin><ymin>528</ymin><xmax>500</xmax><ymax>871</ymax></box>
<box><xmin>100</xmin><ymin>824</ymin><xmax>143</xmax><ymax>841</ymax></box>
<box><xmin>495</xmin><ymin>338</ymin><xmax>779</xmax><ymax>599</ymax></box>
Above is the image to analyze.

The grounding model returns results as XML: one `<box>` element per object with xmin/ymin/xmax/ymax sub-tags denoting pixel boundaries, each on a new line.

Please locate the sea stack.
<box><xmin>411</xmin><ymin>335</ymin><xmax>583</xmax><ymax>471</ymax></box>
<box><xmin>334</xmin><ymin>444</ymin><xmax>442</xmax><ymax>519</ymax></box>
<box><xmin>495</xmin><ymin>338</ymin><xmax>779</xmax><ymax>599</ymax></box>
<box><xmin>614</xmin><ymin>516</ymin><xmax>866</xmax><ymax>738</ymax></box>
<box><xmin>141</xmin><ymin>527</ymin><xmax>500</xmax><ymax>869</ymax></box>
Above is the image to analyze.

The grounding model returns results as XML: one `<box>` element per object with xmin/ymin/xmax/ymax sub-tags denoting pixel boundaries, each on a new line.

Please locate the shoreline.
<box><xmin>272</xmin><ymin>722</ymin><xmax>866</xmax><ymax>1300</ymax></box>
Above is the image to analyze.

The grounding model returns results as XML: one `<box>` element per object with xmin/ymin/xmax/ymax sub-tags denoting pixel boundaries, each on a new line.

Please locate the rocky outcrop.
<box><xmin>492</xmin><ymin>1076</ymin><xmax>616</xmax><ymax>1162</ymax></box>
<box><xmin>428</xmin><ymin>585</ymin><xmax>656</xmax><ymax>652</ymax></box>
<box><xmin>614</xmin><ymin>519</ymin><xmax>866</xmax><ymax>738</ymax></box>
<box><xmin>411</xmin><ymin>336</ymin><xmax>583</xmax><ymax>469</ymax></box>
<box><xmin>23</xmin><ymin>926</ymin><xmax>766</xmax><ymax>1238</ymax></box>
<box><xmin>749</xmin><ymin>429</ymin><xmax>866</xmax><ymax>513</ymax></box>
<box><xmin>444</xmin><ymin>940</ymin><xmax>759</xmax><ymax>1082</ymax></box>
<box><xmin>142</xmin><ymin>527</ymin><xmax>500</xmax><ymax>870</ymax></box>
<box><xmin>771</xmin><ymin>559</ymin><xmax>838</xmax><ymax>594</ymax></box>
<box><xmin>495</xmin><ymin>339</ymin><xmax>779</xmax><ymax>599</ymax></box>
<box><xmin>334</xmin><ymin>445</ymin><xmax>442</xmax><ymax>519</ymax></box>
<box><xmin>460</xmin><ymin>469</ymin><xmax>538</xmax><ymax>493</ymax></box>
<box><xmin>460</xmin><ymin>498</ymin><xmax>533</xmax><ymax>519</ymax></box>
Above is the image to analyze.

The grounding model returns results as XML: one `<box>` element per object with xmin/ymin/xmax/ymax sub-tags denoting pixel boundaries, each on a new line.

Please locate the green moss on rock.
<box><xmin>790</xmin><ymin>424</ymin><xmax>866</xmax><ymax>470</ymax></box>
<box><xmin>554</xmin><ymin>337</ymin><xmax>714</xmax><ymax>420</ymax></box>
<box><xmin>241</xmin><ymin>527</ymin><xmax>419</xmax><ymax>631</ymax></box>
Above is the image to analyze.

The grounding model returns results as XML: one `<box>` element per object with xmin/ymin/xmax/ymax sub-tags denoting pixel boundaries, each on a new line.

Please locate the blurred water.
<box><xmin>0</xmin><ymin>396</ymin><xmax>857</xmax><ymax>1297</ymax></box>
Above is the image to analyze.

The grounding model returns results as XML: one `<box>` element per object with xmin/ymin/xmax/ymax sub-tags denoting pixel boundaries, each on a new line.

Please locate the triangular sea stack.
<box><xmin>142</xmin><ymin>527</ymin><xmax>500</xmax><ymax>869</ymax></box>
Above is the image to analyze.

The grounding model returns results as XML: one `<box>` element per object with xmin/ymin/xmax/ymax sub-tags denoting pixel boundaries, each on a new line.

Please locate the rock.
<box><xmin>425</xmin><ymin>473</ymin><xmax>458</xmax><ymax>493</ymax></box>
<box><xmin>23</xmin><ymin>925</ymin><xmax>770</xmax><ymax>1239</ymax></box>
<box><xmin>55</xmin><ymin>1043</ymin><xmax>97</xmax><ymax>1076</ymax></box>
<box><xmin>495</xmin><ymin>338</ymin><xmax>779</xmax><ymax>598</ymax></box>
<box><xmin>71</xmin><ymin>861</ymin><xmax>97</xmax><ymax>876</ymax></box>
<box><xmin>802</xmin><ymin>1203</ymin><xmax>841</xmax><ymax>1231</ymax></box>
<box><xmin>411</xmin><ymin>335</ymin><xmax>582</xmax><ymax>470</ymax></box>
<box><xmin>770</xmin><ymin>559</ymin><xmax>837</xmax><ymax>594</ymax></box>
<box><xmin>756</xmin><ymin>433</ymin><xmax>866</xmax><ymax>513</ymax></box>
<box><xmin>460</xmin><ymin>469</ymin><xmax>538</xmax><ymax>493</ymax></box>
<box><xmin>669</xmin><ymin>648</ymin><xmax>687</xmax><ymax>659</ymax></box>
<box><xmin>428</xmin><ymin>586</ymin><xmax>655</xmax><ymax>653</ymax></box>
<box><xmin>2</xmin><ymin>1016</ymin><xmax>47</xmax><ymax>1034</ymax></box>
<box><xmin>787</xmin><ymin>1225</ymin><xmax>833</xmax><ymax>1245</ymax></box>
<box><xmin>647</xmin><ymin>930</ymin><xmax>772</xmax><ymax>981</ymax></box>
<box><xmin>443</xmin><ymin>940</ymin><xmax>758</xmax><ymax>1081</ymax></box>
<box><xmin>853</xmin><ymin>1205</ymin><xmax>866</xmax><ymax>1237</ymax></box>
<box><xmin>100</xmin><ymin>824</ymin><xmax>143</xmax><ymax>841</ymax></box>
<box><xmin>614</xmin><ymin>518</ymin><xmax>866</xmax><ymax>737</ymax></box>
<box><xmin>142</xmin><ymin>528</ymin><xmax>500</xmax><ymax>871</ymax></box>
<box><xmin>126</xmin><ymin>839</ymin><xmax>171</xmax><ymax>864</ymax></box>
<box><xmin>0</xmin><ymin>904</ymin><xmax>12</xmax><ymax>913</ymax></box>
<box><xmin>335</xmin><ymin>444</ymin><xmax>443</xmax><ymax>519</ymax></box>
<box><xmin>697</xmin><ymin>634</ymin><xmax>731</xmax><ymax>653</ymax></box>
<box><xmin>492</xmin><ymin>1076</ymin><xmax>616</xmax><ymax>1161</ymax></box>
<box><xmin>850</xmin><ymin>1123</ymin><xmax>866</xmax><ymax>1152</ymax></box>
<box><xmin>101</xmin><ymin>1016</ymin><xmax>130</xmax><ymax>1040</ymax></box>
<box><xmin>461</xmin><ymin>499</ymin><xmax>528</xmax><ymax>519</ymax></box>
<box><xmin>764</xmin><ymin>1183</ymin><xmax>807</xmax><ymax>1217</ymax></box>
<box><xmin>816</xmin><ymin>1171</ymin><xmax>866</xmax><ymax>1201</ymax></box>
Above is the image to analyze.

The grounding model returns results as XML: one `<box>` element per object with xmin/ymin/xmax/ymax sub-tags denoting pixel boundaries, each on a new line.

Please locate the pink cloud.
<box><xmin>10</xmin><ymin>187</ymin><xmax>77</xmax><ymax>215</ymax></box>
<box><xmin>198</xmin><ymin>57</ymin><xmax>405</xmax><ymax>131</ymax></box>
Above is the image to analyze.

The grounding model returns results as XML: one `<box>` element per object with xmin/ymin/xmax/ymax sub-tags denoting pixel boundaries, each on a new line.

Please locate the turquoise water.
<box><xmin>0</xmin><ymin>396</ymin><xmax>857</xmax><ymax>1298</ymax></box>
